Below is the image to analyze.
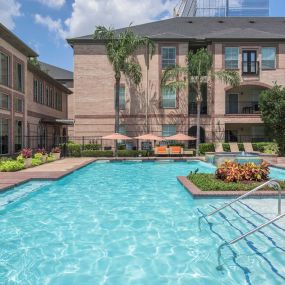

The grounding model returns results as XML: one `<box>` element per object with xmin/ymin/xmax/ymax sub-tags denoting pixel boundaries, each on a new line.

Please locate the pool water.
<box><xmin>0</xmin><ymin>161</ymin><xmax>285</xmax><ymax>285</ymax></box>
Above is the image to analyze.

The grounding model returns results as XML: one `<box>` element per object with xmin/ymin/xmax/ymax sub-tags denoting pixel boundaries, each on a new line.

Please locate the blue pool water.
<box><xmin>0</xmin><ymin>161</ymin><xmax>285</xmax><ymax>284</ymax></box>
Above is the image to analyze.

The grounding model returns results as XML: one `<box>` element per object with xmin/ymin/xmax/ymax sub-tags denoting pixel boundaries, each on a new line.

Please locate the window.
<box><xmin>45</xmin><ymin>85</ymin><xmax>49</xmax><ymax>106</ymax></box>
<box><xmin>50</xmin><ymin>87</ymin><xmax>54</xmax><ymax>108</ymax></box>
<box><xmin>188</xmin><ymin>83</ymin><xmax>207</xmax><ymax>115</ymax></box>
<box><xmin>242</xmin><ymin>50</ymin><xmax>257</xmax><ymax>74</ymax></box>
<box><xmin>262</xmin><ymin>47</ymin><xmax>276</xmax><ymax>70</ymax></box>
<box><xmin>0</xmin><ymin>118</ymin><xmax>9</xmax><ymax>154</ymax></box>
<box><xmin>225</xmin><ymin>47</ymin><xmax>239</xmax><ymax>69</ymax></box>
<box><xmin>161</xmin><ymin>47</ymin><xmax>176</xmax><ymax>69</ymax></box>
<box><xmin>39</xmin><ymin>81</ymin><xmax>44</xmax><ymax>104</ymax></box>
<box><xmin>33</xmin><ymin>79</ymin><xmax>38</xmax><ymax>102</ymax></box>
<box><xmin>118</xmin><ymin>125</ymin><xmax>126</xmax><ymax>135</ymax></box>
<box><xmin>0</xmin><ymin>52</ymin><xmax>10</xmax><ymax>86</ymax></box>
<box><xmin>162</xmin><ymin>125</ymin><xmax>176</xmax><ymax>137</ymax></box>
<box><xmin>14</xmin><ymin>120</ymin><xmax>23</xmax><ymax>152</ymax></box>
<box><xmin>15</xmin><ymin>62</ymin><xmax>23</xmax><ymax>92</ymax></box>
<box><xmin>55</xmin><ymin>91</ymin><xmax>62</xmax><ymax>111</ymax></box>
<box><xmin>15</xmin><ymin>98</ymin><xmax>24</xmax><ymax>113</ymax></box>
<box><xmin>162</xmin><ymin>88</ymin><xmax>176</xmax><ymax>108</ymax></box>
<box><xmin>119</xmin><ymin>86</ymin><xmax>125</xmax><ymax>110</ymax></box>
<box><xmin>0</xmin><ymin>93</ymin><xmax>10</xmax><ymax>110</ymax></box>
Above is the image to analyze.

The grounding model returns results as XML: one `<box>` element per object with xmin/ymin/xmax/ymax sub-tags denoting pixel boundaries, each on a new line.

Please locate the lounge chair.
<box><xmin>215</xmin><ymin>143</ymin><xmax>224</xmax><ymax>153</ymax></box>
<box><xmin>169</xmin><ymin>146</ymin><xmax>184</xmax><ymax>156</ymax></box>
<box><xmin>229</xmin><ymin>143</ymin><xmax>239</xmax><ymax>153</ymax></box>
<box><xmin>154</xmin><ymin>146</ymin><xmax>169</xmax><ymax>156</ymax></box>
<box><xmin>243</xmin><ymin>143</ymin><xmax>260</xmax><ymax>154</ymax></box>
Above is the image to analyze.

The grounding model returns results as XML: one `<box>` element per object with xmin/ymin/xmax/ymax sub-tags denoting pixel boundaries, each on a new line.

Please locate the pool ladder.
<box><xmin>198</xmin><ymin>179</ymin><xmax>285</xmax><ymax>269</ymax></box>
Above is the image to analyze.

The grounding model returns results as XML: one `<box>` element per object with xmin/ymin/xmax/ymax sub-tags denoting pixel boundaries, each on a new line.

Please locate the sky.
<box><xmin>0</xmin><ymin>0</ymin><xmax>284</xmax><ymax>72</ymax></box>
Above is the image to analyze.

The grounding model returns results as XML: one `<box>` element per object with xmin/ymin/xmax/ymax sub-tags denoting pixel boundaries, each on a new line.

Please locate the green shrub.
<box><xmin>81</xmin><ymin>150</ymin><xmax>113</xmax><ymax>157</ymax></box>
<box><xmin>238</xmin><ymin>143</ymin><xmax>245</xmax><ymax>151</ymax></box>
<box><xmin>222</xmin><ymin>143</ymin><xmax>230</xmax><ymax>152</ymax></box>
<box><xmin>199</xmin><ymin>143</ymin><xmax>215</xmax><ymax>155</ymax></box>
<box><xmin>252</xmin><ymin>142</ymin><xmax>277</xmax><ymax>153</ymax></box>
<box><xmin>47</xmin><ymin>154</ymin><xmax>56</xmax><ymax>162</ymax></box>
<box><xmin>67</xmin><ymin>143</ymin><xmax>81</xmax><ymax>157</ymax></box>
<box><xmin>83</xmin><ymin>144</ymin><xmax>101</xmax><ymax>151</ymax></box>
<box><xmin>117</xmin><ymin>150</ymin><xmax>149</xmax><ymax>157</ymax></box>
<box><xmin>31</xmin><ymin>158</ymin><xmax>43</xmax><ymax>167</ymax></box>
<box><xmin>264</xmin><ymin>143</ymin><xmax>279</xmax><ymax>155</ymax></box>
<box><xmin>34</xmin><ymin>153</ymin><xmax>43</xmax><ymax>160</ymax></box>
<box><xmin>118</xmin><ymin>144</ymin><xmax>126</xmax><ymax>150</ymax></box>
<box><xmin>0</xmin><ymin>160</ymin><xmax>25</xmax><ymax>172</ymax></box>
<box><xmin>16</xmin><ymin>155</ymin><xmax>24</xmax><ymax>163</ymax></box>
<box><xmin>168</xmin><ymin>143</ymin><xmax>185</xmax><ymax>147</ymax></box>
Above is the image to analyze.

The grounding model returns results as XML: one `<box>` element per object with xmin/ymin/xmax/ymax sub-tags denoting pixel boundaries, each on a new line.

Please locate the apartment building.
<box><xmin>0</xmin><ymin>23</ymin><xmax>72</xmax><ymax>156</ymax></box>
<box><xmin>67</xmin><ymin>17</ymin><xmax>285</xmax><ymax>143</ymax></box>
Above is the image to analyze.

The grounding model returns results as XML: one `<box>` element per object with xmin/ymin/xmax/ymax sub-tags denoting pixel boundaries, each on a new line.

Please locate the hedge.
<box><xmin>82</xmin><ymin>144</ymin><xmax>101</xmax><ymax>151</ymax></box>
<box><xmin>199</xmin><ymin>143</ymin><xmax>215</xmax><ymax>154</ymax></box>
<box><xmin>188</xmin><ymin>173</ymin><xmax>285</xmax><ymax>191</ymax></box>
<box><xmin>67</xmin><ymin>143</ymin><xmax>81</xmax><ymax>157</ymax></box>
<box><xmin>81</xmin><ymin>150</ymin><xmax>113</xmax><ymax>157</ymax></box>
<box><xmin>252</xmin><ymin>142</ymin><xmax>277</xmax><ymax>153</ymax></box>
<box><xmin>117</xmin><ymin>150</ymin><xmax>150</xmax><ymax>157</ymax></box>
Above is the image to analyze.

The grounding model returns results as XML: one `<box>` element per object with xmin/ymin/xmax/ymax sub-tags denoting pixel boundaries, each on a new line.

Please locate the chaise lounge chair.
<box><xmin>229</xmin><ymin>143</ymin><xmax>239</xmax><ymax>153</ymax></box>
<box><xmin>215</xmin><ymin>143</ymin><xmax>224</xmax><ymax>153</ymax></box>
<box><xmin>243</xmin><ymin>143</ymin><xmax>260</xmax><ymax>154</ymax></box>
<box><xmin>169</xmin><ymin>146</ymin><xmax>184</xmax><ymax>156</ymax></box>
<box><xmin>155</xmin><ymin>146</ymin><xmax>169</xmax><ymax>156</ymax></box>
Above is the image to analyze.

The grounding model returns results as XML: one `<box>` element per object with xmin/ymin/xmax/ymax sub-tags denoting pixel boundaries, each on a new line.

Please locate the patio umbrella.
<box><xmin>102</xmin><ymin>133</ymin><xmax>133</xmax><ymax>141</ymax></box>
<box><xmin>134</xmin><ymin>134</ymin><xmax>163</xmax><ymax>141</ymax></box>
<box><xmin>164</xmin><ymin>133</ymin><xmax>196</xmax><ymax>141</ymax></box>
<box><xmin>102</xmin><ymin>133</ymin><xmax>133</xmax><ymax>156</ymax></box>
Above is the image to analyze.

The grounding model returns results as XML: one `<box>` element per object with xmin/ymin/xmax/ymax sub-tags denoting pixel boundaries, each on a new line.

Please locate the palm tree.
<box><xmin>94</xmin><ymin>26</ymin><xmax>155</xmax><ymax>133</ymax></box>
<box><xmin>161</xmin><ymin>48</ymin><xmax>240</xmax><ymax>155</ymax></box>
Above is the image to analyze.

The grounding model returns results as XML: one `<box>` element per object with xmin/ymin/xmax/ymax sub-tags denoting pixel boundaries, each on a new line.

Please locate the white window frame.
<box><xmin>225</xmin><ymin>47</ymin><xmax>239</xmax><ymax>70</ymax></box>
<box><xmin>161</xmin><ymin>47</ymin><xmax>176</xmax><ymax>69</ymax></box>
<box><xmin>261</xmin><ymin>47</ymin><xmax>276</xmax><ymax>70</ymax></box>
<box><xmin>162</xmin><ymin>88</ymin><xmax>176</xmax><ymax>108</ymax></box>
<box><xmin>162</xmin><ymin>125</ymin><xmax>176</xmax><ymax>137</ymax></box>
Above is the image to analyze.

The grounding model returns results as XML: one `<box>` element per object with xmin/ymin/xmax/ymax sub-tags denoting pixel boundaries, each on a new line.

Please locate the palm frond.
<box><xmin>161</xmin><ymin>65</ymin><xmax>188</xmax><ymax>87</ymax></box>
<box><xmin>94</xmin><ymin>26</ymin><xmax>115</xmax><ymax>41</ymax></box>
<box><xmin>215</xmin><ymin>70</ymin><xmax>241</xmax><ymax>87</ymax></box>
<box><xmin>123</xmin><ymin>60</ymin><xmax>142</xmax><ymax>85</ymax></box>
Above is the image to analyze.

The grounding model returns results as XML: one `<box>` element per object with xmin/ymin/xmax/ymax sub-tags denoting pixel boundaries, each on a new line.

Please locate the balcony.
<box><xmin>242</xmin><ymin>61</ymin><xmax>259</xmax><ymax>75</ymax></box>
<box><xmin>226</xmin><ymin>101</ymin><xmax>260</xmax><ymax>115</ymax></box>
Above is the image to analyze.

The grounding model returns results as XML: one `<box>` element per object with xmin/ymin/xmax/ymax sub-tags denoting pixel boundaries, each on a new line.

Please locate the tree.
<box><xmin>161</xmin><ymin>48</ymin><xmax>240</xmax><ymax>155</ymax></box>
<box><xmin>94</xmin><ymin>26</ymin><xmax>155</xmax><ymax>133</ymax></box>
<box><xmin>260</xmin><ymin>84</ymin><xmax>285</xmax><ymax>155</ymax></box>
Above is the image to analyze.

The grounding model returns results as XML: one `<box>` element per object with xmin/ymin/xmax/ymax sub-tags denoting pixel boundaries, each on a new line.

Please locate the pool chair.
<box><xmin>243</xmin><ymin>143</ymin><xmax>260</xmax><ymax>154</ymax></box>
<box><xmin>169</xmin><ymin>146</ymin><xmax>184</xmax><ymax>156</ymax></box>
<box><xmin>214</xmin><ymin>143</ymin><xmax>224</xmax><ymax>153</ymax></box>
<box><xmin>229</xmin><ymin>143</ymin><xmax>239</xmax><ymax>153</ymax></box>
<box><xmin>154</xmin><ymin>146</ymin><xmax>169</xmax><ymax>156</ymax></box>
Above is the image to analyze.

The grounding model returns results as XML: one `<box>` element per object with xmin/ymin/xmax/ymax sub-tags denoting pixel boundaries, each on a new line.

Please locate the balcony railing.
<box><xmin>226</xmin><ymin>101</ymin><xmax>260</xmax><ymax>115</ymax></box>
<box><xmin>242</xmin><ymin>61</ymin><xmax>259</xmax><ymax>75</ymax></box>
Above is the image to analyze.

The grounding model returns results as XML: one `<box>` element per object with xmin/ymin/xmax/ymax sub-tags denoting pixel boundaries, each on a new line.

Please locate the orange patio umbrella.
<box><xmin>165</xmin><ymin>133</ymin><xmax>196</xmax><ymax>141</ymax></box>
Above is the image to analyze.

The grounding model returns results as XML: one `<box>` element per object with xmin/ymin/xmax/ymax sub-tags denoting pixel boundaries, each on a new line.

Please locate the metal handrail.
<box><xmin>201</xmin><ymin>179</ymin><xmax>282</xmax><ymax>223</ymax></box>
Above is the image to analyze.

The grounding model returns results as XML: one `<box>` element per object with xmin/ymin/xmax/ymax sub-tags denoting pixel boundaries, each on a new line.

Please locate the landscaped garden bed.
<box><xmin>187</xmin><ymin>161</ymin><xmax>285</xmax><ymax>192</ymax></box>
<box><xmin>0</xmin><ymin>148</ymin><xmax>59</xmax><ymax>172</ymax></box>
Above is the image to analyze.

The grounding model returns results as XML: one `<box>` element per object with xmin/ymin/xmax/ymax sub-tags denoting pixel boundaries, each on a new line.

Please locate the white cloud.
<box><xmin>0</xmin><ymin>0</ymin><xmax>21</xmax><ymax>29</ymax></box>
<box><xmin>34</xmin><ymin>0</ymin><xmax>176</xmax><ymax>40</ymax></box>
<box><xmin>35</xmin><ymin>0</ymin><xmax>65</xmax><ymax>9</ymax></box>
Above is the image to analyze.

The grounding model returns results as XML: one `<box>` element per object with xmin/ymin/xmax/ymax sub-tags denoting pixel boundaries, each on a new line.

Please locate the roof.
<box><xmin>67</xmin><ymin>17</ymin><xmax>285</xmax><ymax>44</ymax></box>
<box><xmin>28</xmin><ymin>62</ymin><xmax>72</xmax><ymax>95</ymax></box>
<box><xmin>39</xmin><ymin>61</ymin><xmax>73</xmax><ymax>81</ymax></box>
<box><xmin>0</xmin><ymin>23</ymin><xmax>38</xmax><ymax>57</ymax></box>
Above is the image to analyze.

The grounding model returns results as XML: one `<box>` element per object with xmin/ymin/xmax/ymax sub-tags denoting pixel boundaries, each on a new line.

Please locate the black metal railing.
<box><xmin>242</xmin><ymin>61</ymin><xmax>259</xmax><ymax>75</ymax></box>
<box><xmin>226</xmin><ymin>101</ymin><xmax>260</xmax><ymax>114</ymax></box>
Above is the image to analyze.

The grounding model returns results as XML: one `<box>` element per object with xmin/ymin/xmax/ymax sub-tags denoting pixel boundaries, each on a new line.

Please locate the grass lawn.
<box><xmin>188</xmin><ymin>174</ymin><xmax>285</xmax><ymax>192</ymax></box>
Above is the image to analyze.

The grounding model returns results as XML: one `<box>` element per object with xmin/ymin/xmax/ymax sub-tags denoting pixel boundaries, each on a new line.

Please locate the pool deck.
<box><xmin>0</xmin><ymin>158</ymin><xmax>96</xmax><ymax>192</ymax></box>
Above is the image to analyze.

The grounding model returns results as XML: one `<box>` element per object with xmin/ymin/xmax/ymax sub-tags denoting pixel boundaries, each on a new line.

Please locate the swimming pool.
<box><xmin>0</xmin><ymin>161</ymin><xmax>285</xmax><ymax>284</ymax></box>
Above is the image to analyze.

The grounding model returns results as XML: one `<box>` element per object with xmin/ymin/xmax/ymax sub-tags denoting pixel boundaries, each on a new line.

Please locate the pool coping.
<box><xmin>177</xmin><ymin>176</ymin><xmax>285</xmax><ymax>199</ymax></box>
<box><xmin>0</xmin><ymin>158</ymin><xmax>97</xmax><ymax>193</ymax></box>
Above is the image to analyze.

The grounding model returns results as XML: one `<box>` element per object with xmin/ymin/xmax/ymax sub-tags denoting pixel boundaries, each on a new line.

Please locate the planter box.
<box><xmin>24</xmin><ymin>158</ymin><xmax>32</xmax><ymax>168</ymax></box>
<box><xmin>52</xmin><ymin>152</ymin><xmax>61</xmax><ymax>160</ymax></box>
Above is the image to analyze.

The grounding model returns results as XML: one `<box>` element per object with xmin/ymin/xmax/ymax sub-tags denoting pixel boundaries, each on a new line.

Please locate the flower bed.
<box><xmin>0</xmin><ymin>148</ymin><xmax>58</xmax><ymax>172</ymax></box>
